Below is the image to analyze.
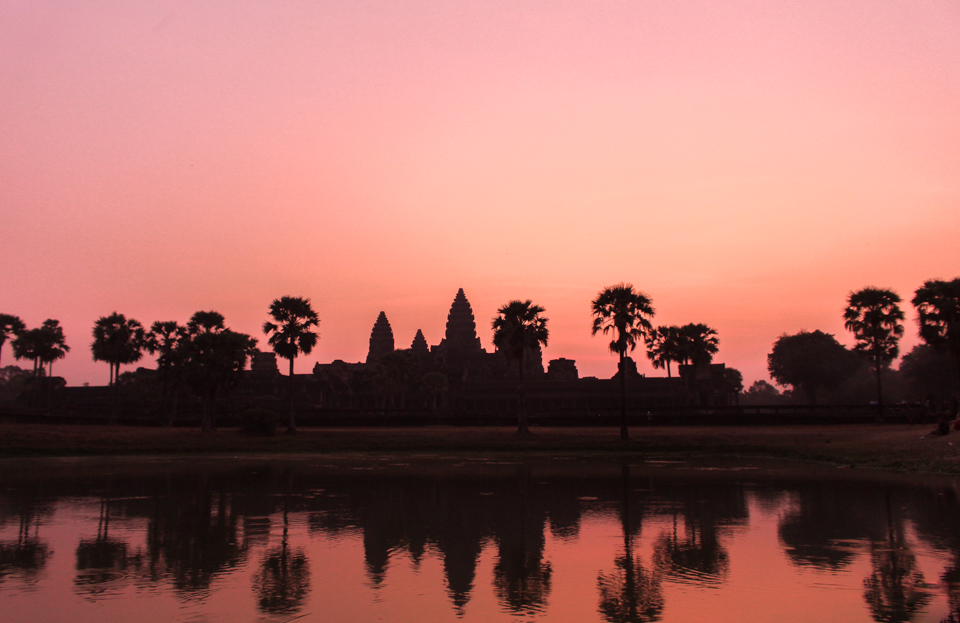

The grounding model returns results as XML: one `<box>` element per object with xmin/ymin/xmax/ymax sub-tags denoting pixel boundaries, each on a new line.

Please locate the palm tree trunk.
<box><xmin>620</xmin><ymin>350</ymin><xmax>628</xmax><ymax>441</ymax></box>
<box><xmin>875</xmin><ymin>353</ymin><xmax>885</xmax><ymax>422</ymax></box>
<box><xmin>666</xmin><ymin>361</ymin><xmax>672</xmax><ymax>378</ymax></box>
<box><xmin>287</xmin><ymin>357</ymin><xmax>297</xmax><ymax>434</ymax></box>
<box><xmin>518</xmin><ymin>349</ymin><xmax>528</xmax><ymax>435</ymax></box>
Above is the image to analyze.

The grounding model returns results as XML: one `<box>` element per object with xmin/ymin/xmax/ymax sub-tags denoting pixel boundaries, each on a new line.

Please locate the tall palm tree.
<box><xmin>591</xmin><ymin>284</ymin><xmax>655</xmax><ymax>440</ymax></box>
<box><xmin>145</xmin><ymin>321</ymin><xmax>188</xmax><ymax>426</ymax></box>
<box><xmin>37</xmin><ymin>319</ymin><xmax>69</xmax><ymax>377</ymax></box>
<box><xmin>912</xmin><ymin>278</ymin><xmax>960</xmax><ymax>398</ymax></box>
<box><xmin>263</xmin><ymin>296</ymin><xmax>320</xmax><ymax>433</ymax></box>
<box><xmin>0</xmin><ymin>314</ymin><xmax>25</xmax><ymax>367</ymax></box>
<box><xmin>492</xmin><ymin>300</ymin><xmax>549</xmax><ymax>435</ymax></box>
<box><xmin>645</xmin><ymin>326</ymin><xmax>683</xmax><ymax>377</ymax></box>
<box><xmin>844</xmin><ymin>287</ymin><xmax>905</xmax><ymax>418</ymax></box>
<box><xmin>91</xmin><ymin>313</ymin><xmax>145</xmax><ymax>386</ymax></box>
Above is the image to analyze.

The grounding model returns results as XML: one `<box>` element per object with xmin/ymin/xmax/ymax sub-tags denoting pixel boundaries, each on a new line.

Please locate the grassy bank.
<box><xmin>2</xmin><ymin>423</ymin><xmax>960</xmax><ymax>473</ymax></box>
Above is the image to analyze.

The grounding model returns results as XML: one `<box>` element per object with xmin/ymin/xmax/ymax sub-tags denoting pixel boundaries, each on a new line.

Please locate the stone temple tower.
<box><xmin>366</xmin><ymin>311</ymin><xmax>395</xmax><ymax>364</ymax></box>
<box><xmin>443</xmin><ymin>288</ymin><xmax>482</xmax><ymax>352</ymax></box>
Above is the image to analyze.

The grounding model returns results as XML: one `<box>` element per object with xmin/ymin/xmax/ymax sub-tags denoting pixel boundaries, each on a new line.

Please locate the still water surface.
<box><xmin>2</xmin><ymin>456</ymin><xmax>960</xmax><ymax>623</ymax></box>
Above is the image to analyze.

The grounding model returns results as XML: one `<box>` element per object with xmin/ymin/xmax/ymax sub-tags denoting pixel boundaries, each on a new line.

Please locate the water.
<box><xmin>2</xmin><ymin>455</ymin><xmax>959</xmax><ymax>622</ymax></box>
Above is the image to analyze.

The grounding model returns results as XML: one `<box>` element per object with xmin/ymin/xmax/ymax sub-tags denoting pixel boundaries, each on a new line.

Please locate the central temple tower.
<box><xmin>442</xmin><ymin>288</ymin><xmax>483</xmax><ymax>353</ymax></box>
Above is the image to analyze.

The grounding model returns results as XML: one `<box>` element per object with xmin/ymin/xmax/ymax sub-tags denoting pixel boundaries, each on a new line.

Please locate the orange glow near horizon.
<box><xmin>2</xmin><ymin>1</ymin><xmax>959</xmax><ymax>386</ymax></box>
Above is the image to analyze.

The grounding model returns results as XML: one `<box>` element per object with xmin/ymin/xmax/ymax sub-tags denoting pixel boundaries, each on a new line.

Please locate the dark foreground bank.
<box><xmin>1</xmin><ymin>423</ymin><xmax>959</xmax><ymax>473</ymax></box>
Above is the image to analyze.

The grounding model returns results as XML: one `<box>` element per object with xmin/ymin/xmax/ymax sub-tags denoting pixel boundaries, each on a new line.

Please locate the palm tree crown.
<box><xmin>645</xmin><ymin>325</ymin><xmax>683</xmax><ymax>377</ymax></box>
<box><xmin>492</xmin><ymin>300</ymin><xmax>549</xmax><ymax>364</ymax></box>
<box><xmin>591</xmin><ymin>284</ymin><xmax>655</xmax><ymax>357</ymax></box>
<box><xmin>263</xmin><ymin>296</ymin><xmax>320</xmax><ymax>362</ymax></box>
<box><xmin>844</xmin><ymin>287</ymin><xmax>905</xmax><ymax>364</ymax></box>
<box><xmin>678</xmin><ymin>323</ymin><xmax>719</xmax><ymax>365</ymax></box>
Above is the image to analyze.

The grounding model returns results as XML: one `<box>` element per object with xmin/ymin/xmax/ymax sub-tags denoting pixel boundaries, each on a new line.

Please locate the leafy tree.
<box><xmin>677</xmin><ymin>323</ymin><xmax>720</xmax><ymax>366</ymax></box>
<box><xmin>12</xmin><ymin>320</ymin><xmax>70</xmax><ymax>377</ymax></box>
<box><xmin>740</xmin><ymin>379</ymin><xmax>784</xmax><ymax>405</ymax></box>
<box><xmin>262</xmin><ymin>296</ymin><xmax>320</xmax><ymax>433</ymax></box>
<box><xmin>592</xmin><ymin>284</ymin><xmax>655</xmax><ymax>440</ymax></box>
<box><xmin>767</xmin><ymin>330</ymin><xmax>858</xmax><ymax>404</ymax></box>
<box><xmin>91</xmin><ymin>313</ymin><xmax>145</xmax><ymax>386</ymax></box>
<box><xmin>492</xmin><ymin>300</ymin><xmax>549</xmax><ymax>434</ymax></box>
<box><xmin>912</xmin><ymin>278</ymin><xmax>960</xmax><ymax>397</ymax></box>
<box><xmin>144</xmin><ymin>321</ymin><xmax>189</xmax><ymax>425</ymax></box>
<box><xmin>187</xmin><ymin>311</ymin><xmax>258</xmax><ymax>432</ymax></box>
<box><xmin>843</xmin><ymin>287</ymin><xmax>905</xmax><ymax>417</ymax></box>
<box><xmin>0</xmin><ymin>314</ymin><xmax>25</xmax><ymax>367</ymax></box>
<box><xmin>898</xmin><ymin>344</ymin><xmax>954</xmax><ymax>403</ymax></box>
<box><xmin>645</xmin><ymin>326</ymin><xmax>683</xmax><ymax>378</ymax></box>
<box><xmin>722</xmin><ymin>367</ymin><xmax>744</xmax><ymax>404</ymax></box>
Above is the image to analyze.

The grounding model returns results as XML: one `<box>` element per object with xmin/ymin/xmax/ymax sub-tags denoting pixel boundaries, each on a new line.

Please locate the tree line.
<box><xmin>1</xmin><ymin>277</ymin><xmax>958</xmax><ymax>433</ymax></box>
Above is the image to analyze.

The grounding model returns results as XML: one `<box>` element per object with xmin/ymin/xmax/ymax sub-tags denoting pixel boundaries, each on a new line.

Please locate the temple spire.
<box><xmin>444</xmin><ymin>288</ymin><xmax>482</xmax><ymax>352</ymax></box>
<box><xmin>366</xmin><ymin>311</ymin><xmax>395</xmax><ymax>364</ymax></box>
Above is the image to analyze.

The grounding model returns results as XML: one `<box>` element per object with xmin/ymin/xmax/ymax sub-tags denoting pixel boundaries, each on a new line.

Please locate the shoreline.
<box><xmin>2</xmin><ymin>423</ymin><xmax>960</xmax><ymax>474</ymax></box>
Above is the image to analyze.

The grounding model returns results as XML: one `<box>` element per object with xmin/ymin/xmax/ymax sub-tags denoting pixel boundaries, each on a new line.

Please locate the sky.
<box><xmin>2</xmin><ymin>0</ymin><xmax>959</xmax><ymax>387</ymax></box>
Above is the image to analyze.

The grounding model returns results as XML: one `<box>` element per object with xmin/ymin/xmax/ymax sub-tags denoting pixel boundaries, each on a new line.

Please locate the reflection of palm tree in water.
<box><xmin>863</xmin><ymin>494</ymin><xmax>931</xmax><ymax>623</ymax></box>
<box><xmin>597</xmin><ymin>465</ymin><xmax>664</xmax><ymax>623</ymax></box>
<box><xmin>0</xmin><ymin>503</ymin><xmax>51</xmax><ymax>585</ymax></box>
<box><xmin>653</xmin><ymin>511</ymin><xmax>729</xmax><ymax>584</ymax></box>
<box><xmin>75</xmin><ymin>496</ymin><xmax>139</xmax><ymax>594</ymax></box>
<box><xmin>493</xmin><ymin>465</ymin><xmax>552</xmax><ymax>614</ymax></box>
<box><xmin>253</xmin><ymin>478</ymin><xmax>310</xmax><ymax>614</ymax></box>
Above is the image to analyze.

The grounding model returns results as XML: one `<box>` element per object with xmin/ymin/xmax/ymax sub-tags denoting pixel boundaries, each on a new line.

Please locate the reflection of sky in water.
<box><xmin>0</xmin><ymin>459</ymin><xmax>957</xmax><ymax>622</ymax></box>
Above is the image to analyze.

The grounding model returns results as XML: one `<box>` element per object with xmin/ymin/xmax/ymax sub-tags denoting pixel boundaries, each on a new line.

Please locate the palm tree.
<box><xmin>144</xmin><ymin>321</ymin><xmax>188</xmax><ymax>425</ymax></box>
<box><xmin>844</xmin><ymin>287</ymin><xmax>905</xmax><ymax>418</ymax></box>
<box><xmin>91</xmin><ymin>313</ymin><xmax>145</xmax><ymax>386</ymax></box>
<box><xmin>0</xmin><ymin>314</ymin><xmax>25</xmax><ymax>367</ymax></box>
<box><xmin>591</xmin><ymin>284</ymin><xmax>655</xmax><ymax>440</ymax></box>
<box><xmin>263</xmin><ymin>296</ymin><xmax>320</xmax><ymax>433</ymax></box>
<box><xmin>912</xmin><ymin>278</ymin><xmax>960</xmax><ymax>398</ymax></box>
<box><xmin>12</xmin><ymin>320</ymin><xmax>69</xmax><ymax>377</ymax></box>
<box><xmin>187</xmin><ymin>311</ymin><xmax>258</xmax><ymax>431</ymax></box>
<box><xmin>645</xmin><ymin>326</ymin><xmax>683</xmax><ymax>377</ymax></box>
<box><xmin>492</xmin><ymin>300</ymin><xmax>549</xmax><ymax>434</ymax></box>
<box><xmin>677</xmin><ymin>323</ymin><xmax>719</xmax><ymax>365</ymax></box>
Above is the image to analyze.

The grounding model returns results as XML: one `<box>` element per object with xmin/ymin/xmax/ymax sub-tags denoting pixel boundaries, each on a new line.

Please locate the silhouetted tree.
<box><xmin>145</xmin><ymin>321</ymin><xmax>189</xmax><ymax>426</ymax></box>
<box><xmin>768</xmin><ymin>330</ymin><xmax>858</xmax><ymax>404</ymax></box>
<box><xmin>677</xmin><ymin>323</ymin><xmax>719</xmax><ymax>365</ymax></box>
<box><xmin>592</xmin><ymin>284</ymin><xmax>655</xmax><ymax>440</ymax></box>
<box><xmin>0</xmin><ymin>314</ymin><xmax>25</xmax><ymax>367</ymax></box>
<box><xmin>645</xmin><ymin>326</ymin><xmax>683</xmax><ymax>378</ymax></box>
<box><xmin>263</xmin><ymin>296</ymin><xmax>319</xmax><ymax>433</ymax></box>
<box><xmin>91</xmin><ymin>313</ymin><xmax>145</xmax><ymax>386</ymax></box>
<box><xmin>722</xmin><ymin>367</ymin><xmax>743</xmax><ymax>404</ymax></box>
<box><xmin>913</xmin><ymin>278</ymin><xmax>960</xmax><ymax>398</ymax></box>
<box><xmin>740</xmin><ymin>379</ymin><xmax>785</xmax><ymax>405</ymax></box>
<box><xmin>187</xmin><ymin>311</ymin><xmax>258</xmax><ymax>431</ymax></box>
<box><xmin>12</xmin><ymin>320</ymin><xmax>69</xmax><ymax>378</ymax></box>
<box><xmin>492</xmin><ymin>300</ymin><xmax>549</xmax><ymax>434</ymax></box>
<box><xmin>844</xmin><ymin>287</ymin><xmax>905</xmax><ymax>418</ymax></box>
<box><xmin>899</xmin><ymin>344</ymin><xmax>954</xmax><ymax>403</ymax></box>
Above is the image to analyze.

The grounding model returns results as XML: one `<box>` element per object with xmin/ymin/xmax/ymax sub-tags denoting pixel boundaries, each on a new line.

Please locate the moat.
<box><xmin>2</xmin><ymin>456</ymin><xmax>959</xmax><ymax>622</ymax></box>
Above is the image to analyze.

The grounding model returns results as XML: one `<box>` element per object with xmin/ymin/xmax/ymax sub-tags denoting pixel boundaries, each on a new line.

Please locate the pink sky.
<box><xmin>2</xmin><ymin>1</ymin><xmax>959</xmax><ymax>387</ymax></box>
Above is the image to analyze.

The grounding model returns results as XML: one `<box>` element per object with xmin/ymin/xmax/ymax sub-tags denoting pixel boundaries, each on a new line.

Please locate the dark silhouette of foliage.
<box><xmin>592</xmin><ymin>284</ymin><xmax>655</xmax><ymax>440</ymax></box>
<box><xmin>263</xmin><ymin>296</ymin><xmax>320</xmax><ymax>433</ymax></box>
<box><xmin>899</xmin><ymin>344</ymin><xmax>954</xmax><ymax>402</ymax></box>
<box><xmin>644</xmin><ymin>326</ymin><xmax>683</xmax><ymax>378</ymax></box>
<box><xmin>722</xmin><ymin>367</ymin><xmax>743</xmax><ymax>403</ymax></box>
<box><xmin>912</xmin><ymin>278</ymin><xmax>960</xmax><ymax>397</ymax></box>
<box><xmin>91</xmin><ymin>313</ymin><xmax>145</xmax><ymax>386</ymax></box>
<box><xmin>144</xmin><ymin>321</ymin><xmax>189</xmax><ymax>425</ymax></box>
<box><xmin>677</xmin><ymin>323</ymin><xmax>719</xmax><ymax>365</ymax></box>
<box><xmin>844</xmin><ymin>287</ymin><xmax>905</xmax><ymax>417</ymax></box>
<box><xmin>420</xmin><ymin>371</ymin><xmax>448</xmax><ymax>410</ymax></box>
<box><xmin>0</xmin><ymin>314</ymin><xmax>25</xmax><ymax>367</ymax></box>
<box><xmin>740</xmin><ymin>379</ymin><xmax>785</xmax><ymax>405</ymax></box>
<box><xmin>13</xmin><ymin>319</ymin><xmax>70</xmax><ymax>377</ymax></box>
<box><xmin>768</xmin><ymin>330</ymin><xmax>858</xmax><ymax>404</ymax></box>
<box><xmin>186</xmin><ymin>311</ymin><xmax>258</xmax><ymax>432</ymax></box>
<box><xmin>253</xmin><ymin>504</ymin><xmax>310</xmax><ymax>613</ymax></box>
<box><xmin>492</xmin><ymin>300</ymin><xmax>549</xmax><ymax>434</ymax></box>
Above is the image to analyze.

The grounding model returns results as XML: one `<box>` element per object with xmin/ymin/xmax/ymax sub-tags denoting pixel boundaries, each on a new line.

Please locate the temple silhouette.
<box><xmin>293</xmin><ymin>287</ymin><xmax>734</xmax><ymax>420</ymax></box>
